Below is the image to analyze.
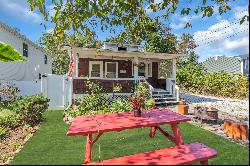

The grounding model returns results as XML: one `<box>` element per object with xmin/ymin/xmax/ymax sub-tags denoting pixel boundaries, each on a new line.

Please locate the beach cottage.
<box><xmin>70</xmin><ymin>42</ymin><xmax>185</xmax><ymax>104</ymax></box>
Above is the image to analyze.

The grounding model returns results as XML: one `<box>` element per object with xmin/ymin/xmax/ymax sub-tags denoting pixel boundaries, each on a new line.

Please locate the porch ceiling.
<box><xmin>72</xmin><ymin>47</ymin><xmax>186</xmax><ymax>60</ymax></box>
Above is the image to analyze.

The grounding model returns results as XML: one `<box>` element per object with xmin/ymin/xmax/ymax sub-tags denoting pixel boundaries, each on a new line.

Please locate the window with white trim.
<box><xmin>89</xmin><ymin>61</ymin><xmax>103</xmax><ymax>78</ymax></box>
<box><xmin>138</xmin><ymin>62</ymin><xmax>146</xmax><ymax>77</ymax></box>
<box><xmin>105</xmin><ymin>62</ymin><xmax>118</xmax><ymax>78</ymax></box>
<box><xmin>147</xmin><ymin>62</ymin><xmax>152</xmax><ymax>77</ymax></box>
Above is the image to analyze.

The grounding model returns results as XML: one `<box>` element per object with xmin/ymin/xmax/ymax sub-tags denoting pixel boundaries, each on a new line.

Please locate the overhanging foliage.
<box><xmin>0</xmin><ymin>42</ymin><xmax>26</xmax><ymax>62</ymax></box>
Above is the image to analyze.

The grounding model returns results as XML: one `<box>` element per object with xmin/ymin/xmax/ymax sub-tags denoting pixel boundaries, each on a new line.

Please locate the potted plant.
<box><xmin>129</xmin><ymin>93</ymin><xmax>144</xmax><ymax>117</ymax></box>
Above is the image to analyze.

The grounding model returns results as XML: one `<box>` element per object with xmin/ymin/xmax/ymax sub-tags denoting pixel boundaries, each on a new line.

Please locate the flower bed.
<box><xmin>0</xmin><ymin>85</ymin><xmax>50</xmax><ymax>164</ymax></box>
<box><xmin>63</xmin><ymin>81</ymin><xmax>155</xmax><ymax>123</ymax></box>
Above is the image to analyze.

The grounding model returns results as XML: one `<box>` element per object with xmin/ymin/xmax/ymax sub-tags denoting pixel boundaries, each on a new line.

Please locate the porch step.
<box><xmin>151</xmin><ymin>89</ymin><xmax>178</xmax><ymax>105</ymax></box>
<box><xmin>155</xmin><ymin>100</ymin><xmax>179</xmax><ymax>105</ymax></box>
<box><xmin>152</xmin><ymin>89</ymin><xmax>170</xmax><ymax>95</ymax></box>
<box><xmin>152</xmin><ymin>94</ymin><xmax>173</xmax><ymax>98</ymax></box>
<box><xmin>154</xmin><ymin>97</ymin><xmax>177</xmax><ymax>101</ymax></box>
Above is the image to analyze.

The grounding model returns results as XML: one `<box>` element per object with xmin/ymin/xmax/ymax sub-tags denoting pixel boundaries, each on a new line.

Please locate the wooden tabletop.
<box><xmin>67</xmin><ymin>108</ymin><xmax>190</xmax><ymax>136</ymax></box>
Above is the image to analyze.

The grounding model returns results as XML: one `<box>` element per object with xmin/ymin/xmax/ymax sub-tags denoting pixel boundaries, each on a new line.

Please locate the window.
<box><xmin>105</xmin><ymin>62</ymin><xmax>118</xmax><ymax>78</ymax></box>
<box><xmin>89</xmin><ymin>61</ymin><xmax>103</xmax><ymax>78</ymax></box>
<box><xmin>138</xmin><ymin>62</ymin><xmax>146</xmax><ymax>77</ymax></box>
<box><xmin>245</xmin><ymin>60</ymin><xmax>249</xmax><ymax>69</ymax></box>
<box><xmin>118</xmin><ymin>47</ymin><xmax>127</xmax><ymax>51</ymax></box>
<box><xmin>23</xmin><ymin>43</ymin><xmax>28</xmax><ymax>57</ymax></box>
<box><xmin>44</xmin><ymin>55</ymin><xmax>47</xmax><ymax>64</ymax></box>
<box><xmin>147</xmin><ymin>62</ymin><xmax>152</xmax><ymax>77</ymax></box>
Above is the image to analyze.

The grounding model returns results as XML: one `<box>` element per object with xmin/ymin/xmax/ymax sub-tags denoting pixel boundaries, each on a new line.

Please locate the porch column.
<box><xmin>172</xmin><ymin>58</ymin><xmax>176</xmax><ymax>79</ymax></box>
<box><xmin>74</xmin><ymin>53</ymin><xmax>79</xmax><ymax>77</ymax></box>
<box><xmin>134</xmin><ymin>56</ymin><xmax>139</xmax><ymax>80</ymax></box>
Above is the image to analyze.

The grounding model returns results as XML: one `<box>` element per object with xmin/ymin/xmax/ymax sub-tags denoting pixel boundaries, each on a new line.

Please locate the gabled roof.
<box><xmin>0</xmin><ymin>21</ymin><xmax>45</xmax><ymax>53</ymax></box>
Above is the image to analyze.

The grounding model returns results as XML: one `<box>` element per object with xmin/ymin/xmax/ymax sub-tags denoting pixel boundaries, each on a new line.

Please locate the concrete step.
<box><xmin>155</xmin><ymin>100</ymin><xmax>179</xmax><ymax>105</ymax></box>
<box><xmin>152</xmin><ymin>94</ymin><xmax>173</xmax><ymax>98</ymax></box>
<box><xmin>152</xmin><ymin>91</ymin><xmax>170</xmax><ymax>95</ymax></box>
<box><xmin>154</xmin><ymin>97</ymin><xmax>177</xmax><ymax>101</ymax></box>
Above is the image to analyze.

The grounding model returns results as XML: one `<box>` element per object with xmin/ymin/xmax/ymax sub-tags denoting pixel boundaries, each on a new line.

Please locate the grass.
<box><xmin>10</xmin><ymin>110</ymin><xmax>249</xmax><ymax>165</ymax></box>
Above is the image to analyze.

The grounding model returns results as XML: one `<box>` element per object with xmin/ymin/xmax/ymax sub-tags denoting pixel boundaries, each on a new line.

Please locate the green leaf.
<box><xmin>0</xmin><ymin>42</ymin><xmax>27</xmax><ymax>62</ymax></box>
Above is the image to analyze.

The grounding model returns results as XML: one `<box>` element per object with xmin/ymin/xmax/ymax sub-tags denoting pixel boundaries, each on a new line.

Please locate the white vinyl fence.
<box><xmin>0</xmin><ymin>74</ymin><xmax>72</xmax><ymax>110</ymax></box>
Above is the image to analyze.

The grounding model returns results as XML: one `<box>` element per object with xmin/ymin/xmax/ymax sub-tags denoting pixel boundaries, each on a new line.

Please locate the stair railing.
<box><xmin>166</xmin><ymin>78</ymin><xmax>180</xmax><ymax>102</ymax></box>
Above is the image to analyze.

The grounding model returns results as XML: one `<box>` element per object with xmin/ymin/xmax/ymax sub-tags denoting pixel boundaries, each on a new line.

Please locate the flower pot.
<box><xmin>134</xmin><ymin>109</ymin><xmax>141</xmax><ymax>117</ymax></box>
<box><xmin>178</xmin><ymin>102</ymin><xmax>188</xmax><ymax>115</ymax></box>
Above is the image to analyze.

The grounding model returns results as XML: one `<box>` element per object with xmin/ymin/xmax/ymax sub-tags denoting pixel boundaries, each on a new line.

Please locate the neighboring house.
<box><xmin>0</xmin><ymin>22</ymin><xmax>52</xmax><ymax>81</ymax></box>
<box><xmin>70</xmin><ymin>42</ymin><xmax>185</xmax><ymax>104</ymax></box>
<box><xmin>202</xmin><ymin>54</ymin><xmax>249</xmax><ymax>76</ymax></box>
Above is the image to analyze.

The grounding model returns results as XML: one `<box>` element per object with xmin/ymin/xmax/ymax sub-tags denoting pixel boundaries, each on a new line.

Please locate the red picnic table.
<box><xmin>67</xmin><ymin>108</ymin><xmax>190</xmax><ymax>164</ymax></box>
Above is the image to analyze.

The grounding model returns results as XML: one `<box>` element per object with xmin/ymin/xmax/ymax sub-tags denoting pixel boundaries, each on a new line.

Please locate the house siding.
<box><xmin>74</xmin><ymin>58</ymin><xmax>166</xmax><ymax>93</ymax></box>
<box><xmin>202</xmin><ymin>56</ymin><xmax>242</xmax><ymax>75</ymax></box>
<box><xmin>0</xmin><ymin>23</ymin><xmax>52</xmax><ymax>81</ymax></box>
<box><xmin>78</xmin><ymin>58</ymin><xmax>133</xmax><ymax>78</ymax></box>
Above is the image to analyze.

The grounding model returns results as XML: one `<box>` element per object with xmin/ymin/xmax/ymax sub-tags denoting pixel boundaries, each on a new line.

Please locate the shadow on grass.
<box><xmin>10</xmin><ymin>110</ymin><xmax>249</xmax><ymax>165</ymax></box>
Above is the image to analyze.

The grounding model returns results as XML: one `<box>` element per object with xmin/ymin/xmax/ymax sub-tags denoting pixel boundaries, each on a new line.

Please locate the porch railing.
<box><xmin>166</xmin><ymin>78</ymin><xmax>179</xmax><ymax>102</ymax></box>
<box><xmin>73</xmin><ymin>76</ymin><xmax>155</xmax><ymax>97</ymax></box>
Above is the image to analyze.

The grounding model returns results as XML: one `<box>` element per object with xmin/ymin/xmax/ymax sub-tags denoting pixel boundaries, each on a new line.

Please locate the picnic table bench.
<box><xmin>67</xmin><ymin>108</ymin><xmax>217</xmax><ymax>165</ymax></box>
<box><xmin>90</xmin><ymin>143</ymin><xmax>217</xmax><ymax>165</ymax></box>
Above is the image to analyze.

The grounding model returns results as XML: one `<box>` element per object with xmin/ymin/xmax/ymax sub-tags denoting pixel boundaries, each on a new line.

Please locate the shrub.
<box><xmin>0</xmin><ymin>109</ymin><xmax>17</xmax><ymax>128</ymax></box>
<box><xmin>135</xmin><ymin>82</ymin><xmax>150</xmax><ymax>99</ymax></box>
<box><xmin>110</xmin><ymin>99</ymin><xmax>132</xmax><ymax>113</ymax></box>
<box><xmin>0</xmin><ymin>83</ymin><xmax>20</xmax><ymax>102</ymax></box>
<box><xmin>65</xmin><ymin>81</ymin><xmax>108</xmax><ymax>117</ymax></box>
<box><xmin>143</xmin><ymin>98</ymin><xmax>156</xmax><ymax>110</ymax></box>
<box><xmin>177</xmin><ymin>64</ymin><xmax>249</xmax><ymax>99</ymax></box>
<box><xmin>113</xmin><ymin>83</ymin><xmax>122</xmax><ymax>93</ymax></box>
<box><xmin>12</xmin><ymin>94</ymin><xmax>49</xmax><ymax>125</ymax></box>
<box><xmin>0</xmin><ymin>126</ymin><xmax>8</xmax><ymax>139</ymax></box>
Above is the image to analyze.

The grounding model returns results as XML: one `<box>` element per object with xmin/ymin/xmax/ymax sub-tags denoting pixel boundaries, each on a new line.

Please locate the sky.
<box><xmin>0</xmin><ymin>0</ymin><xmax>249</xmax><ymax>62</ymax></box>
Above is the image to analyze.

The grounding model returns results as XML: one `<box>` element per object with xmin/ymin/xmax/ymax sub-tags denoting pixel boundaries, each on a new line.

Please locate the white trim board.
<box><xmin>105</xmin><ymin>62</ymin><xmax>118</xmax><ymax>78</ymax></box>
<box><xmin>89</xmin><ymin>61</ymin><xmax>103</xmax><ymax>78</ymax></box>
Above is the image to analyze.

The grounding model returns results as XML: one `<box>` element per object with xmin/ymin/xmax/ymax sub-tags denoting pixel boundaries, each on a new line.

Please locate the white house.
<box><xmin>202</xmin><ymin>54</ymin><xmax>249</xmax><ymax>76</ymax></box>
<box><xmin>0</xmin><ymin>21</ymin><xmax>52</xmax><ymax>81</ymax></box>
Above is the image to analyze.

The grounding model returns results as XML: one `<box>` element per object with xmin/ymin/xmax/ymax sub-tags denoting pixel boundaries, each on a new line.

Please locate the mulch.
<box><xmin>0</xmin><ymin>125</ymin><xmax>40</xmax><ymax>165</ymax></box>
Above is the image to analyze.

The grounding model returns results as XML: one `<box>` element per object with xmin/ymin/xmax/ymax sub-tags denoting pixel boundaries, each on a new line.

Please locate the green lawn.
<box><xmin>10</xmin><ymin>110</ymin><xmax>249</xmax><ymax>165</ymax></box>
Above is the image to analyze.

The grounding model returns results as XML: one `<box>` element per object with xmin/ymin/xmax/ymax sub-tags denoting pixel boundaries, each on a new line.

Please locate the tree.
<box><xmin>27</xmin><ymin>0</ymin><xmax>241</xmax><ymax>45</ymax></box>
<box><xmin>38</xmin><ymin>32</ymin><xmax>102</xmax><ymax>75</ymax></box>
<box><xmin>0</xmin><ymin>42</ymin><xmax>26</xmax><ymax>62</ymax></box>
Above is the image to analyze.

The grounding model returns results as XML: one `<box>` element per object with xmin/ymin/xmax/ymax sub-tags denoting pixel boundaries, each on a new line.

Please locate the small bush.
<box><xmin>143</xmin><ymin>98</ymin><xmax>156</xmax><ymax>110</ymax></box>
<box><xmin>65</xmin><ymin>81</ymin><xmax>108</xmax><ymax>117</ymax></box>
<box><xmin>12</xmin><ymin>94</ymin><xmax>49</xmax><ymax>125</ymax></box>
<box><xmin>0</xmin><ymin>83</ymin><xmax>20</xmax><ymax>102</ymax></box>
<box><xmin>0</xmin><ymin>126</ymin><xmax>8</xmax><ymax>139</ymax></box>
<box><xmin>0</xmin><ymin>109</ymin><xmax>17</xmax><ymax>128</ymax></box>
<box><xmin>110</xmin><ymin>99</ymin><xmax>132</xmax><ymax>113</ymax></box>
<box><xmin>177</xmin><ymin>64</ymin><xmax>249</xmax><ymax>100</ymax></box>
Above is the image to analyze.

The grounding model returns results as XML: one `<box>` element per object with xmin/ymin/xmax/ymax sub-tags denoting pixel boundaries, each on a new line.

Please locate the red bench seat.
<box><xmin>90</xmin><ymin>143</ymin><xmax>217</xmax><ymax>165</ymax></box>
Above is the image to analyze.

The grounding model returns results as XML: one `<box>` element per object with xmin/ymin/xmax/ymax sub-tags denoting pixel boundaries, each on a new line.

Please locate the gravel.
<box><xmin>179</xmin><ymin>93</ymin><xmax>249</xmax><ymax>120</ymax></box>
<box><xmin>167</xmin><ymin>93</ymin><xmax>249</xmax><ymax>147</ymax></box>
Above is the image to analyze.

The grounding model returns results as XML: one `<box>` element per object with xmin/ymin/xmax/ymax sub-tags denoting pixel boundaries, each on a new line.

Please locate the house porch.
<box><xmin>71</xmin><ymin>47</ymin><xmax>183</xmax><ymax>103</ymax></box>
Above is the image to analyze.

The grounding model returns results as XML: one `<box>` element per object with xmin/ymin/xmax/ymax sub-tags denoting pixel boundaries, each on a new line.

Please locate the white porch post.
<box><xmin>74</xmin><ymin>53</ymin><xmax>79</xmax><ymax>77</ymax></box>
<box><xmin>134</xmin><ymin>56</ymin><xmax>139</xmax><ymax>81</ymax></box>
<box><xmin>172</xmin><ymin>58</ymin><xmax>177</xmax><ymax>79</ymax></box>
<box><xmin>172</xmin><ymin>58</ymin><xmax>178</xmax><ymax>99</ymax></box>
